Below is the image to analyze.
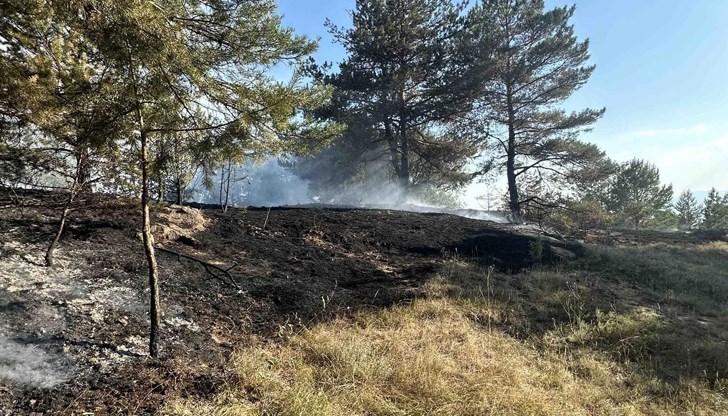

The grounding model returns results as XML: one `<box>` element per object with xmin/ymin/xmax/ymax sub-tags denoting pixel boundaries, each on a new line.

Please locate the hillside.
<box><xmin>1</xmin><ymin>191</ymin><xmax>728</xmax><ymax>415</ymax></box>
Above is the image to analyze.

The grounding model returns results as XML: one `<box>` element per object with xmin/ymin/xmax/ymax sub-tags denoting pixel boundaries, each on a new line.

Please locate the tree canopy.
<box><xmin>607</xmin><ymin>159</ymin><xmax>673</xmax><ymax>230</ymax></box>
<box><xmin>297</xmin><ymin>0</ymin><xmax>490</xmax><ymax>201</ymax></box>
<box><xmin>675</xmin><ymin>189</ymin><xmax>702</xmax><ymax>231</ymax></box>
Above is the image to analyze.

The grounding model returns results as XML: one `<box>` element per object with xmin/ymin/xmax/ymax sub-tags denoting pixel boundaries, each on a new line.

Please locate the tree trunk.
<box><xmin>130</xmin><ymin>57</ymin><xmax>161</xmax><ymax>358</ymax></box>
<box><xmin>133</xmin><ymin>87</ymin><xmax>161</xmax><ymax>357</ymax></box>
<box><xmin>223</xmin><ymin>159</ymin><xmax>232</xmax><ymax>212</ymax></box>
<box><xmin>176</xmin><ymin>176</ymin><xmax>183</xmax><ymax>205</ymax></box>
<box><xmin>140</xmin><ymin>128</ymin><xmax>161</xmax><ymax>358</ymax></box>
<box><xmin>77</xmin><ymin>147</ymin><xmax>93</xmax><ymax>194</ymax></box>
<box><xmin>46</xmin><ymin>148</ymin><xmax>88</xmax><ymax>267</ymax></box>
<box><xmin>398</xmin><ymin>90</ymin><xmax>409</xmax><ymax>202</ymax></box>
<box><xmin>506</xmin><ymin>151</ymin><xmax>521</xmax><ymax>223</ymax></box>
<box><xmin>156</xmin><ymin>176</ymin><xmax>164</xmax><ymax>203</ymax></box>
<box><xmin>45</xmin><ymin>161</ymin><xmax>82</xmax><ymax>268</ymax></box>
<box><xmin>399</xmin><ymin>131</ymin><xmax>409</xmax><ymax>196</ymax></box>
<box><xmin>219</xmin><ymin>166</ymin><xmax>225</xmax><ymax>210</ymax></box>
<box><xmin>385</xmin><ymin>118</ymin><xmax>401</xmax><ymax>176</ymax></box>
<box><xmin>505</xmin><ymin>85</ymin><xmax>522</xmax><ymax>224</ymax></box>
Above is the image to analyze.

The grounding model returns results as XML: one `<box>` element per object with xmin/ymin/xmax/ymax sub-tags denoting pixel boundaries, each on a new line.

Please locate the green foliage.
<box><xmin>567</xmin><ymin>309</ymin><xmax>662</xmax><ymax>363</ymax></box>
<box><xmin>675</xmin><ymin>189</ymin><xmax>702</xmax><ymax>230</ymax></box>
<box><xmin>577</xmin><ymin>243</ymin><xmax>728</xmax><ymax>314</ymax></box>
<box><xmin>0</xmin><ymin>0</ymin><xmax>128</xmax><ymax>190</ymax></box>
<box><xmin>0</xmin><ymin>0</ymin><xmax>338</xmax><ymax>201</ymax></box>
<box><xmin>702</xmin><ymin>188</ymin><xmax>728</xmax><ymax>230</ymax></box>
<box><xmin>648</xmin><ymin>209</ymin><xmax>679</xmax><ymax>231</ymax></box>
<box><xmin>471</xmin><ymin>0</ymin><xmax>605</xmax><ymax>222</ymax></box>
<box><xmin>151</xmin><ymin>133</ymin><xmax>200</xmax><ymax>204</ymax></box>
<box><xmin>549</xmin><ymin>199</ymin><xmax>614</xmax><ymax>232</ymax></box>
<box><xmin>0</xmin><ymin>133</ymin><xmax>36</xmax><ymax>186</ymax></box>
<box><xmin>300</xmin><ymin>0</ymin><xmax>488</xmax><ymax>197</ymax></box>
<box><xmin>607</xmin><ymin>159</ymin><xmax>673</xmax><ymax>230</ymax></box>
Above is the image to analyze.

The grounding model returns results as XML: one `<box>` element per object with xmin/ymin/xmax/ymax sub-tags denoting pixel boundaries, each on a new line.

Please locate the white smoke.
<box><xmin>190</xmin><ymin>158</ymin><xmax>507</xmax><ymax>223</ymax></box>
<box><xmin>0</xmin><ymin>337</ymin><xmax>72</xmax><ymax>388</ymax></box>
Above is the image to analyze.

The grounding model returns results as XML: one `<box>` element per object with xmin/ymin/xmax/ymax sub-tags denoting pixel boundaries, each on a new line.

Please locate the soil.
<box><xmin>0</xmin><ymin>189</ymin><xmax>581</xmax><ymax>414</ymax></box>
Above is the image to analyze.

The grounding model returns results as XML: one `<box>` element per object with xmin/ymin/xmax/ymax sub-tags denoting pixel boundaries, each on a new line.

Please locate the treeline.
<box><xmin>292</xmin><ymin>0</ymin><xmax>607</xmax><ymax>225</ymax></box>
<box><xmin>676</xmin><ymin>188</ymin><xmax>728</xmax><ymax>231</ymax></box>
<box><xmin>528</xmin><ymin>159</ymin><xmax>728</xmax><ymax>233</ymax></box>
<box><xmin>290</xmin><ymin>0</ymin><xmax>712</xmax><ymax>234</ymax></box>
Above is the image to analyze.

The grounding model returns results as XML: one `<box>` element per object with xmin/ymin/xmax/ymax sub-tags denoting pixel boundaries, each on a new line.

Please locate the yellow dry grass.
<box><xmin>164</xmin><ymin>241</ymin><xmax>728</xmax><ymax>416</ymax></box>
<box><xmin>165</xmin><ymin>295</ymin><xmax>727</xmax><ymax>415</ymax></box>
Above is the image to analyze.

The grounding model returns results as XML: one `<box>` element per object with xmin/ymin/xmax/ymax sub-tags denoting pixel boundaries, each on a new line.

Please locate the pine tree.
<box><xmin>674</xmin><ymin>189</ymin><xmax>701</xmax><ymax>230</ymax></box>
<box><xmin>312</xmin><ymin>0</ymin><xmax>489</xmax><ymax>199</ymax></box>
<box><xmin>471</xmin><ymin>0</ymin><xmax>605</xmax><ymax>223</ymax></box>
<box><xmin>70</xmin><ymin>0</ymin><xmax>337</xmax><ymax>357</ymax></box>
<box><xmin>702</xmin><ymin>188</ymin><xmax>728</xmax><ymax>230</ymax></box>
<box><xmin>608</xmin><ymin>159</ymin><xmax>673</xmax><ymax>230</ymax></box>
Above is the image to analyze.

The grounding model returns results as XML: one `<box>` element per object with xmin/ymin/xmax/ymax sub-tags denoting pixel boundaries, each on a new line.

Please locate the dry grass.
<box><xmin>165</xmin><ymin>242</ymin><xmax>728</xmax><ymax>416</ymax></box>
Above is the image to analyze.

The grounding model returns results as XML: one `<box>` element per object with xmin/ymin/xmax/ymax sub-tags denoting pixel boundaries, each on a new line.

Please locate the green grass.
<box><xmin>576</xmin><ymin>241</ymin><xmax>728</xmax><ymax>314</ymax></box>
<box><xmin>165</xmin><ymin>241</ymin><xmax>728</xmax><ymax>415</ymax></box>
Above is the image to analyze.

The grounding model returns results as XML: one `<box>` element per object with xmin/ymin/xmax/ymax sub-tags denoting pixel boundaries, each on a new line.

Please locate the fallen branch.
<box><xmin>155</xmin><ymin>245</ymin><xmax>241</xmax><ymax>291</ymax></box>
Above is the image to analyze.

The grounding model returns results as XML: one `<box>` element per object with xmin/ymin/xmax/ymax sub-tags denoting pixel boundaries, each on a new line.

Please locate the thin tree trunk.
<box><xmin>176</xmin><ymin>176</ymin><xmax>183</xmax><ymax>205</ymax></box>
<box><xmin>156</xmin><ymin>176</ymin><xmax>164</xmax><ymax>203</ymax></box>
<box><xmin>223</xmin><ymin>159</ymin><xmax>232</xmax><ymax>212</ymax></box>
<box><xmin>398</xmin><ymin>90</ymin><xmax>409</xmax><ymax>202</ymax></box>
<box><xmin>141</xmin><ymin>139</ymin><xmax>161</xmax><ymax>358</ymax></box>
<box><xmin>506</xmin><ymin>84</ymin><xmax>522</xmax><ymax>224</ymax></box>
<box><xmin>140</xmin><ymin>128</ymin><xmax>161</xmax><ymax>358</ymax></box>
<box><xmin>45</xmin><ymin>159</ymin><xmax>82</xmax><ymax>268</ymax></box>
<box><xmin>133</xmin><ymin>81</ymin><xmax>161</xmax><ymax>358</ymax></box>
<box><xmin>219</xmin><ymin>166</ymin><xmax>225</xmax><ymax>209</ymax></box>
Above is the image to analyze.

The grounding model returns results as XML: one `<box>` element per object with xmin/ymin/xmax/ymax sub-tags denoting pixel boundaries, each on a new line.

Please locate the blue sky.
<box><xmin>277</xmin><ymin>0</ymin><xmax>728</xmax><ymax>199</ymax></box>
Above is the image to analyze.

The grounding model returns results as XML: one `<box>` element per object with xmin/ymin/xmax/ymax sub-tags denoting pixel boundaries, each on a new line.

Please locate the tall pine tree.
<box><xmin>309</xmin><ymin>0</ymin><xmax>490</xmax><ymax>200</ymax></box>
<box><xmin>471</xmin><ymin>0</ymin><xmax>604</xmax><ymax>223</ymax></box>
<box><xmin>674</xmin><ymin>189</ymin><xmax>701</xmax><ymax>230</ymax></box>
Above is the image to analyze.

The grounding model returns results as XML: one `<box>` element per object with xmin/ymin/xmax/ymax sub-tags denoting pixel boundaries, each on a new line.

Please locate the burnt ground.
<box><xmin>0</xmin><ymin>189</ymin><xmax>614</xmax><ymax>414</ymax></box>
